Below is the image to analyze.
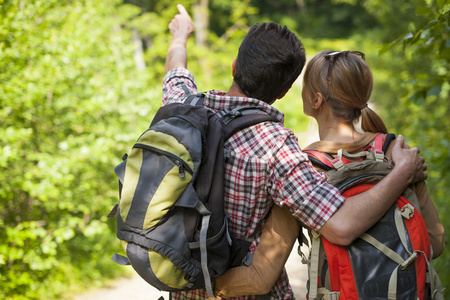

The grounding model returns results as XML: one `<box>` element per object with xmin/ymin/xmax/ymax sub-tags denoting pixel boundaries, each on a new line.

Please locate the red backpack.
<box><xmin>304</xmin><ymin>133</ymin><xmax>444</xmax><ymax>300</ymax></box>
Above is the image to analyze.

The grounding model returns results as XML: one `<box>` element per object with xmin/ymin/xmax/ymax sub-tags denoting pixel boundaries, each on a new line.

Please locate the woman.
<box><xmin>214</xmin><ymin>50</ymin><xmax>445</xmax><ymax>299</ymax></box>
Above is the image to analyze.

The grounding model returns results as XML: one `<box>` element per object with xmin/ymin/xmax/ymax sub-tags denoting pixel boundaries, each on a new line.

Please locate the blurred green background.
<box><xmin>1</xmin><ymin>0</ymin><xmax>448</xmax><ymax>299</ymax></box>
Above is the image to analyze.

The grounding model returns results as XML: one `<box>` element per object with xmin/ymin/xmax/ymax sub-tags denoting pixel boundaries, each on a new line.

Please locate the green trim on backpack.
<box><xmin>147</xmin><ymin>249</ymin><xmax>189</xmax><ymax>288</ymax></box>
<box><xmin>120</xmin><ymin>148</ymin><xmax>143</xmax><ymax>221</ymax></box>
<box><xmin>141</xmin><ymin>162</ymin><xmax>193</xmax><ymax>230</ymax></box>
<box><xmin>139</xmin><ymin>129</ymin><xmax>195</xmax><ymax>171</ymax></box>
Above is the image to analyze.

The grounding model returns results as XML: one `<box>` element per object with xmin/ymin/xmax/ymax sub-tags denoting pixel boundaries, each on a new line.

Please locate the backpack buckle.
<box><xmin>374</xmin><ymin>149</ymin><xmax>384</xmax><ymax>162</ymax></box>
<box><xmin>218</xmin><ymin>108</ymin><xmax>243</xmax><ymax>125</ymax></box>
<box><xmin>401</xmin><ymin>203</ymin><xmax>415</xmax><ymax>220</ymax></box>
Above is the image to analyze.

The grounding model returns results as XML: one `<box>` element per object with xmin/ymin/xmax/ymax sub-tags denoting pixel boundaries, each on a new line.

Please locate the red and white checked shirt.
<box><xmin>163</xmin><ymin>68</ymin><xmax>345</xmax><ymax>300</ymax></box>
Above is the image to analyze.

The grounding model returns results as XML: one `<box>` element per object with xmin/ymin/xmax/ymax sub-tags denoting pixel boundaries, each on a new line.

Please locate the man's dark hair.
<box><xmin>234</xmin><ymin>23</ymin><xmax>306</xmax><ymax>104</ymax></box>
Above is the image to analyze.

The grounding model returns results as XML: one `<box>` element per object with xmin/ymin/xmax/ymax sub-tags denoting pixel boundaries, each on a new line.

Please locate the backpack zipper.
<box><xmin>133</xmin><ymin>143</ymin><xmax>193</xmax><ymax>178</ymax></box>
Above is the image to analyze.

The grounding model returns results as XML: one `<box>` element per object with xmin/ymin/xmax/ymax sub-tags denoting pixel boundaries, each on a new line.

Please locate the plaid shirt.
<box><xmin>163</xmin><ymin>68</ymin><xmax>345</xmax><ymax>300</ymax></box>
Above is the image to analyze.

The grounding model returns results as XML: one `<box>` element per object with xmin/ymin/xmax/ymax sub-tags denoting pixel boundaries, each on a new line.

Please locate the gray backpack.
<box><xmin>108</xmin><ymin>93</ymin><xmax>278</xmax><ymax>297</ymax></box>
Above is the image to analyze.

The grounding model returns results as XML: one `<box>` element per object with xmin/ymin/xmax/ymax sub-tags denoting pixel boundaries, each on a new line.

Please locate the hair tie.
<box><xmin>360</xmin><ymin>103</ymin><xmax>368</xmax><ymax>110</ymax></box>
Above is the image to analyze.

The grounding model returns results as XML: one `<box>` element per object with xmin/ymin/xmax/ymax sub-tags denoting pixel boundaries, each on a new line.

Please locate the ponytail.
<box><xmin>361</xmin><ymin>107</ymin><xmax>388</xmax><ymax>134</ymax></box>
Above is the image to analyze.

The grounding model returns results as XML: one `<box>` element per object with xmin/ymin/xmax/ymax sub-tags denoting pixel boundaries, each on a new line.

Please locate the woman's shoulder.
<box><xmin>303</xmin><ymin>132</ymin><xmax>379</xmax><ymax>154</ymax></box>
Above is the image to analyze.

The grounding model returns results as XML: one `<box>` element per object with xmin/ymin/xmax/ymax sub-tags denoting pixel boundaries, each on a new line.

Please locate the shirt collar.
<box><xmin>203</xmin><ymin>90</ymin><xmax>285</xmax><ymax>123</ymax></box>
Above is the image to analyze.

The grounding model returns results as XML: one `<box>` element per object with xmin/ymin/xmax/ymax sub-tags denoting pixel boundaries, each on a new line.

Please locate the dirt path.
<box><xmin>74</xmin><ymin>241</ymin><xmax>308</xmax><ymax>300</ymax></box>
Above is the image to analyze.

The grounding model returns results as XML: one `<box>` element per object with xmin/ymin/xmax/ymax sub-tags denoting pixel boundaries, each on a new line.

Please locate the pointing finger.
<box><xmin>177</xmin><ymin>4</ymin><xmax>189</xmax><ymax>16</ymax></box>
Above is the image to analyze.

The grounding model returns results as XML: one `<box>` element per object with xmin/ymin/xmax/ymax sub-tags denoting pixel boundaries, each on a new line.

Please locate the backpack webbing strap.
<box><xmin>200</xmin><ymin>214</ymin><xmax>214</xmax><ymax>297</ymax></box>
<box><xmin>308</xmin><ymin>231</ymin><xmax>340</xmax><ymax>300</ymax></box>
<box><xmin>180</xmin><ymin>82</ymin><xmax>193</xmax><ymax>97</ymax></box>
<box><xmin>336</xmin><ymin>148</ymin><xmax>384</xmax><ymax>165</ymax></box>
<box><xmin>360</xmin><ymin>228</ymin><xmax>420</xmax><ymax>300</ymax></box>
<box><xmin>395</xmin><ymin>204</ymin><xmax>415</xmax><ymax>254</ymax></box>
<box><xmin>184</xmin><ymin>92</ymin><xmax>205</xmax><ymax>106</ymax></box>
<box><xmin>393</xmin><ymin>202</ymin><xmax>445</xmax><ymax>300</ymax></box>
<box><xmin>188</xmin><ymin>218</ymin><xmax>231</xmax><ymax>249</ymax></box>
<box><xmin>369</xmin><ymin>133</ymin><xmax>396</xmax><ymax>154</ymax></box>
<box><xmin>317</xmin><ymin>288</ymin><xmax>340</xmax><ymax>300</ymax></box>
<box><xmin>360</xmin><ymin>233</ymin><xmax>408</xmax><ymax>265</ymax></box>
<box><xmin>426</xmin><ymin>254</ymin><xmax>445</xmax><ymax>299</ymax></box>
<box><xmin>194</xmin><ymin>200</ymin><xmax>215</xmax><ymax>298</ymax></box>
<box><xmin>111</xmin><ymin>253</ymin><xmax>131</xmax><ymax>266</ymax></box>
<box><xmin>308</xmin><ymin>231</ymin><xmax>321</xmax><ymax>300</ymax></box>
<box><xmin>370</xmin><ymin>133</ymin><xmax>385</xmax><ymax>151</ymax></box>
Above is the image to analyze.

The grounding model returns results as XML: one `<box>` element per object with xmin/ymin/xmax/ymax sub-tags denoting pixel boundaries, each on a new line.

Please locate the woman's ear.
<box><xmin>232</xmin><ymin>58</ymin><xmax>237</xmax><ymax>77</ymax></box>
<box><xmin>313</xmin><ymin>92</ymin><xmax>324</xmax><ymax>109</ymax></box>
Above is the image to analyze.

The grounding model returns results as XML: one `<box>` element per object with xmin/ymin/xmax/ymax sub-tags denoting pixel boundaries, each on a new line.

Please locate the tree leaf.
<box><xmin>426</xmin><ymin>85</ymin><xmax>442</xmax><ymax>97</ymax></box>
<box><xmin>436</xmin><ymin>0</ymin><xmax>446</xmax><ymax>9</ymax></box>
<box><xmin>378</xmin><ymin>42</ymin><xmax>394</xmax><ymax>55</ymax></box>
<box><xmin>415</xmin><ymin>6</ymin><xmax>435</xmax><ymax>17</ymax></box>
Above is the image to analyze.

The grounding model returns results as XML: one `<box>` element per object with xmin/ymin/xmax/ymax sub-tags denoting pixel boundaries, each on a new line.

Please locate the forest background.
<box><xmin>1</xmin><ymin>0</ymin><xmax>448</xmax><ymax>299</ymax></box>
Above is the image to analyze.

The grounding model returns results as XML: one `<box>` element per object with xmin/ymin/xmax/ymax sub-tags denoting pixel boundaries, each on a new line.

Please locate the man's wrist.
<box><xmin>172</xmin><ymin>32</ymin><xmax>190</xmax><ymax>44</ymax></box>
<box><xmin>391</xmin><ymin>162</ymin><xmax>414</xmax><ymax>186</ymax></box>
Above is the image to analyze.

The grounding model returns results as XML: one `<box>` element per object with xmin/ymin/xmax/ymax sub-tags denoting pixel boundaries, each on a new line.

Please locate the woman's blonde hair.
<box><xmin>303</xmin><ymin>50</ymin><xmax>388</xmax><ymax>133</ymax></box>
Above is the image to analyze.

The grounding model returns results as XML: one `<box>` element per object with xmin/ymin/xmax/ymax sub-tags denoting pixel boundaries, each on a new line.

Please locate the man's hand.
<box><xmin>169</xmin><ymin>4</ymin><xmax>195</xmax><ymax>39</ymax></box>
<box><xmin>165</xmin><ymin>4</ymin><xmax>195</xmax><ymax>73</ymax></box>
<box><xmin>391</xmin><ymin>134</ymin><xmax>428</xmax><ymax>184</ymax></box>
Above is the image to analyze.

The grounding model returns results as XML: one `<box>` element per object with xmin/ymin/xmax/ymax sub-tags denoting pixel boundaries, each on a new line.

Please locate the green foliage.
<box><xmin>2</xmin><ymin>0</ymin><xmax>448</xmax><ymax>298</ymax></box>
<box><xmin>365</xmin><ymin>0</ymin><xmax>450</xmax><ymax>293</ymax></box>
<box><xmin>0</xmin><ymin>0</ymin><xmax>261</xmax><ymax>299</ymax></box>
<box><xmin>244</xmin><ymin>0</ymin><xmax>378</xmax><ymax>39</ymax></box>
<box><xmin>0</xmin><ymin>0</ymin><xmax>157</xmax><ymax>298</ymax></box>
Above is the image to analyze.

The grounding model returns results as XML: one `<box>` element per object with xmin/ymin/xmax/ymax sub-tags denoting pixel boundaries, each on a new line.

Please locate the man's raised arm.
<box><xmin>165</xmin><ymin>4</ymin><xmax>195</xmax><ymax>73</ymax></box>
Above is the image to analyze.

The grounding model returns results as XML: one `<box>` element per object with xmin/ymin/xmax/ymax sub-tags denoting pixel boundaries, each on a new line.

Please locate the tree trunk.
<box><xmin>194</xmin><ymin>0</ymin><xmax>208</xmax><ymax>47</ymax></box>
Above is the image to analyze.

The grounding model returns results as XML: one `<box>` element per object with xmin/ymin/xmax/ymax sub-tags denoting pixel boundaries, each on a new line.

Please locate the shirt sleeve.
<box><xmin>268</xmin><ymin>135</ymin><xmax>345</xmax><ymax>231</ymax></box>
<box><xmin>162</xmin><ymin>67</ymin><xmax>198</xmax><ymax>105</ymax></box>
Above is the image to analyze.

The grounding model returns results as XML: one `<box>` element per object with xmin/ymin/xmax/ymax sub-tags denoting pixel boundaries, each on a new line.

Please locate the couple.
<box><xmin>163</xmin><ymin>4</ymin><xmax>444</xmax><ymax>300</ymax></box>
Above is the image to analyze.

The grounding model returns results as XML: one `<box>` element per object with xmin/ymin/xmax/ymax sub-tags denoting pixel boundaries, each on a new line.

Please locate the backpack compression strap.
<box><xmin>305</xmin><ymin>150</ymin><xmax>353</xmax><ymax>171</ymax></box>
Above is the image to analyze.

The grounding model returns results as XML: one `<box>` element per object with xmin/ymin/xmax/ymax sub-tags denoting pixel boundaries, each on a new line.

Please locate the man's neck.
<box><xmin>225</xmin><ymin>81</ymin><xmax>247</xmax><ymax>97</ymax></box>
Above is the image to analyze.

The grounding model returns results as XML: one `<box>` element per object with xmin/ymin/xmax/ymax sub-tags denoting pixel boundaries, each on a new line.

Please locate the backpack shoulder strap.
<box><xmin>184</xmin><ymin>92</ymin><xmax>206</xmax><ymax>106</ymax></box>
<box><xmin>219</xmin><ymin>107</ymin><xmax>280</xmax><ymax>140</ymax></box>
<box><xmin>382</xmin><ymin>133</ymin><xmax>396</xmax><ymax>153</ymax></box>
<box><xmin>304</xmin><ymin>150</ymin><xmax>334</xmax><ymax>171</ymax></box>
<box><xmin>185</xmin><ymin>95</ymin><xmax>279</xmax><ymax>139</ymax></box>
<box><xmin>369</xmin><ymin>133</ymin><xmax>396</xmax><ymax>152</ymax></box>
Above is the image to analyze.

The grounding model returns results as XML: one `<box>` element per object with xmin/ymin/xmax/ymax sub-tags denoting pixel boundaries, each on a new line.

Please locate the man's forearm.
<box><xmin>214</xmin><ymin>206</ymin><xmax>300</xmax><ymax>297</ymax></box>
<box><xmin>165</xmin><ymin>36</ymin><xmax>188</xmax><ymax>73</ymax></box>
<box><xmin>320</xmin><ymin>166</ymin><xmax>413</xmax><ymax>245</ymax></box>
<box><xmin>165</xmin><ymin>4</ymin><xmax>195</xmax><ymax>73</ymax></box>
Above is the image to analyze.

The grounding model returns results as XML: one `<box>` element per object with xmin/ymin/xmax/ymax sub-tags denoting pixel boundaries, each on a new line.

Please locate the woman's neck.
<box><xmin>316</xmin><ymin>114</ymin><xmax>362</xmax><ymax>143</ymax></box>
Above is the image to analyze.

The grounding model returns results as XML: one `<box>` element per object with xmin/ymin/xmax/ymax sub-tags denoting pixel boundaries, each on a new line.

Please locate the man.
<box><xmin>163</xmin><ymin>5</ymin><xmax>427</xmax><ymax>299</ymax></box>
